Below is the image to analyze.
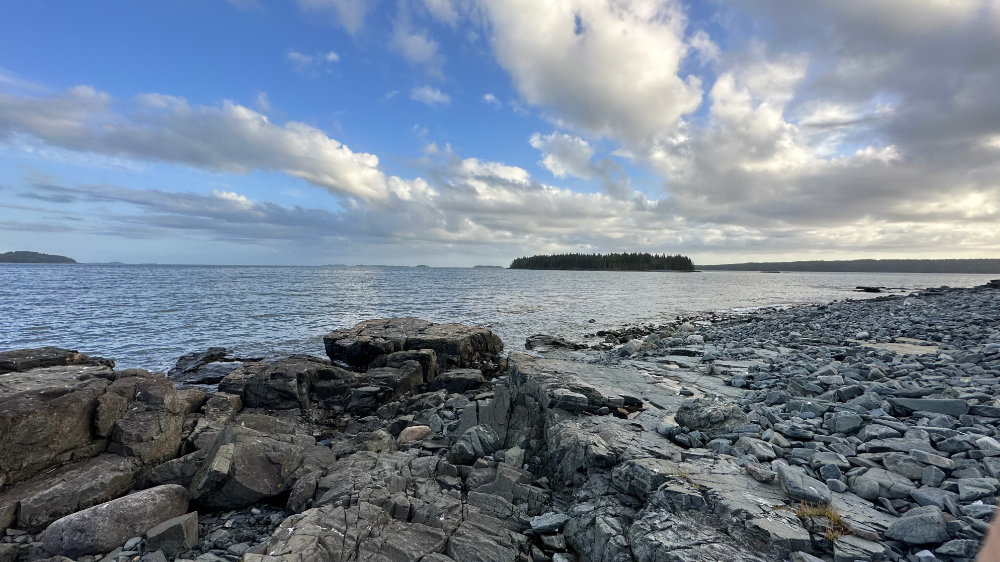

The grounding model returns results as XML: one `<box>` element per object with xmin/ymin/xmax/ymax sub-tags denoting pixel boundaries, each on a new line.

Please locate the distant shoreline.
<box><xmin>698</xmin><ymin>258</ymin><xmax>1000</xmax><ymax>274</ymax></box>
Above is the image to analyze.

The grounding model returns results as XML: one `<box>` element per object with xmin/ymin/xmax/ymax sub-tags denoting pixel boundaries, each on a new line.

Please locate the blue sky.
<box><xmin>1</xmin><ymin>1</ymin><xmax>998</xmax><ymax>265</ymax></box>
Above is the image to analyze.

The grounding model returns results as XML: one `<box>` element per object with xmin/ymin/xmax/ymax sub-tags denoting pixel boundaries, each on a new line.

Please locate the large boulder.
<box><xmin>674</xmin><ymin>396</ymin><xmax>749</xmax><ymax>438</ymax></box>
<box><xmin>106</xmin><ymin>374</ymin><xmax>186</xmax><ymax>465</ymax></box>
<box><xmin>0</xmin><ymin>454</ymin><xmax>142</xmax><ymax>533</ymax></box>
<box><xmin>324</xmin><ymin>318</ymin><xmax>502</xmax><ymax>370</ymax></box>
<box><xmin>189</xmin><ymin>425</ymin><xmax>313</xmax><ymax>510</ymax></box>
<box><xmin>39</xmin><ymin>484</ymin><xmax>189</xmax><ymax>558</ymax></box>
<box><xmin>0</xmin><ymin>364</ymin><xmax>115</xmax><ymax>486</ymax></box>
<box><xmin>219</xmin><ymin>356</ymin><xmax>356</xmax><ymax>412</ymax></box>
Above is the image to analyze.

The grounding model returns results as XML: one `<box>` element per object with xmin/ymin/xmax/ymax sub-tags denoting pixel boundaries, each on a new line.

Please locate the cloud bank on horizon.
<box><xmin>0</xmin><ymin>0</ymin><xmax>998</xmax><ymax>265</ymax></box>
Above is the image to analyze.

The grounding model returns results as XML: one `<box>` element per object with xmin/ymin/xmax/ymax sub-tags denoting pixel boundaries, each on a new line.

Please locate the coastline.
<box><xmin>1</xmin><ymin>281</ymin><xmax>998</xmax><ymax>561</ymax></box>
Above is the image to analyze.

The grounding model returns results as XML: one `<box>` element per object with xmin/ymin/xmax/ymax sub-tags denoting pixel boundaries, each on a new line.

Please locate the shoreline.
<box><xmin>1</xmin><ymin>281</ymin><xmax>998</xmax><ymax>561</ymax></box>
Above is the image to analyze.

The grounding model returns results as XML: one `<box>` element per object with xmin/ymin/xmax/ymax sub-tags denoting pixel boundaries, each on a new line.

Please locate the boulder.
<box><xmin>675</xmin><ymin>396</ymin><xmax>749</xmax><ymax>438</ymax></box>
<box><xmin>144</xmin><ymin>512</ymin><xmax>198</xmax><ymax>559</ymax></box>
<box><xmin>429</xmin><ymin>368</ymin><xmax>485</xmax><ymax>393</ymax></box>
<box><xmin>40</xmin><ymin>485</ymin><xmax>189</xmax><ymax>558</ymax></box>
<box><xmin>189</xmin><ymin>426</ymin><xmax>311</xmax><ymax>509</ymax></box>
<box><xmin>884</xmin><ymin>505</ymin><xmax>950</xmax><ymax>545</ymax></box>
<box><xmin>324</xmin><ymin>318</ymin><xmax>502</xmax><ymax>369</ymax></box>
<box><xmin>106</xmin><ymin>374</ymin><xmax>186</xmax><ymax>465</ymax></box>
<box><xmin>219</xmin><ymin>356</ymin><xmax>351</xmax><ymax>411</ymax></box>
<box><xmin>167</xmin><ymin>347</ymin><xmax>228</xmax><ymax>378</ymax></box>
<box><xmin>370</xmin><ymin>349</ymin><xmax>441</xmax><ymax>382</ymax></box>
<box><xmin>774</xmin><ymin>462</ymin><xmax>832</xmax><ymax>505</ymax></box>
<box><xmin>0</xmin><ymin>364</ymin><xmax>114</xmax><ymax>485</ymax></box>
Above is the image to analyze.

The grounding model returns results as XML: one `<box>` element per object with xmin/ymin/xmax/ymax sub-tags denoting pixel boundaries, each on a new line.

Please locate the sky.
<box><xmin>1</xmin><ymin>1</ymin><xmax>998</xmax><ymax>266</ymax></box>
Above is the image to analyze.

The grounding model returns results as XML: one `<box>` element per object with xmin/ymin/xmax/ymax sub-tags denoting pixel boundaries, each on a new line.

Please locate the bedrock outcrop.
<box><xmin>1</xmin><ymin>284</ymin><xmax>998</xmax><ymax>561</ymax></box>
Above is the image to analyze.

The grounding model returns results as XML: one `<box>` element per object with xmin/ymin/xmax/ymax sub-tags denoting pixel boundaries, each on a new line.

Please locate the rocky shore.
<box><xmin>1</xmin><ymin>281</ymin><xmax>998</xmax><ymax>561</ymax></box>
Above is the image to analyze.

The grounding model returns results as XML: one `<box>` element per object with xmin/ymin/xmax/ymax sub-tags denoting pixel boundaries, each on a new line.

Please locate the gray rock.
<box><xmin>824</xmin><ymin>412</ymin><xmax>863</xmax><ymax>434</ymax></box>
<box><xmin>324</xmin><ymin>317</ymin><xmax>503</xmax><ymax>369</ymax></box>
<box><xmin>530</xmin><ymin>512</ymin><xmax>570</xmax><ymax>533</ymax></box>
<box><xmin>834</xmin><ymin>534</ymin><xmax>887</xmax><ymax>562</ymax></box>
<box><xmin>850</xmin><ymin>468</ymin><xmax>915</xmax><ymax>500</ymax></box>
<box><xmin>40</xmin><ymin>485</ymin><xmax>189</xmax><ymax>558</ymax></box>
<box><xmin>935</xmin><ymin>538</ymin><xmax>981</xmax><ymax>557</ymax></box>
<box><xmin>429</xmin><ymin>368</ymin><xmax>484</xmax><ymax>393</ymax></box>
<box><xmin>774</xmin><ymin>462</ymin><xmax>832</xmax><ymax>505</ymax></box>
<box><xmin>449</xmin><ymin>425</ymin><xmax>501</xmax><ymax>465</ymax></box>
<box><xmin>884</xmin><ymin>505</ymin><xmax>950</xmax><ymax>545</ymax></box>
<box><xmin>144</xmin><ymin>512</ymin><xmax>198</xmax><ymax>559</ymax></box>
<box><xmin>674</xmin><ymin>396</ymin><xmax>749</xmax><ymax>438</ymax></box>
<box><xmin>887</xmin><ymin>398</ymin><xmax>970</xmax><ymax>417</ymax></box>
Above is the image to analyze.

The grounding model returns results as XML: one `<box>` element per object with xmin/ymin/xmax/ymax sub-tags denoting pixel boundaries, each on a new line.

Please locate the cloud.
<box><xmin>529</xmin><ymin>131</ymin><xmax>632</xmax><ymax>199</ymax></box>
<box><xmin>482</xmin><ymin>0</ymin><xmax>703</xmax><ymax>143</ymax></box>
<box><xmin>0</xmin><ymin>86</ymin><xmax>410</xmax><ymax>203</ymax></box>
<box><xmin>423</xmin><ymin>0</ymin><xmax>460</xmax><ymax>26</ymax></box>
<box><xmin>390</xmin><ymin>19</ymin><xmax>445</xmax><ymax>77</ymax></box>
<box><xmin>482</xmin><ymin>93</ymin><xmax>501</xmax><ymax>108</ymax></box>
<box><xmin>410</xmin><ymin>85</ymin><xmax>450</xmax><ymax>107</ymax></box>
<box><xmin>285</xmin><ymin>49</ymin><xmax>340</xmax><ymax>73</ymax></box>
<box><xmin>295</xmin><ymin>0</ymin><xmax>370</xmax><ymax>35</ymax></box>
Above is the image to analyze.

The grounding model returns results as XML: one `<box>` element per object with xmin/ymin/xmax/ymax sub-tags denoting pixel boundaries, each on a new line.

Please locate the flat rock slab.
<box><xmin>324</xmin><ymin>317</ymin><xmax>502</xmax><ymax>369</ymax></box>
<box><xmin>0</xmin><ymin>347</ymin><xmax>113</xmax><ymax>374</ymax></box>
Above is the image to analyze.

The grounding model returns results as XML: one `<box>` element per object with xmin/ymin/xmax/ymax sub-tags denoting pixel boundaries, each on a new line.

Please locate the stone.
<box><xmin>398</xmin><ymin>425</ymin><xmax>433</xmax><ymax>443</ymax></box>
<box><xmin>449</xmin><ymin>425</ymin><xmax>500</xmax><ymax>465</ymax></box>
<box><xmin>884</xmin><ymin>505</ymin><xmax>950</xmax><ymax>545</ymax></box>
<box><xmin>857</xmin><ymin>424</ymin><xmax>902</xmax><ymax>442</ymax></box>
<box><xmin>834</xmin><ymin>534</ymin><xmax>887</xmax><ymax>562</ymax></box>
<box><xmin>935</xmin><ymin>539</ymin><xmax>980</xmax><ymax>558</ymax></box>
<box><xmin>850</xmin><ymin>468</ymin><xmax>915</xmax><ymax>500</ymax></box>
<box><xmin>911</xmin><ymin>449</ymin><xmax>955</xmax><ymax>470</ymax></box>
<box><xmin>674</xmin><ymin>396</ymin><xmax>749</xmax><ymax>438</ymax></box>
<box><xmin>0</xmin><ymin>454</ymin><xmax>142</xmax><ymax>532</ymax></box>
<box><xmin>0</xmin><ymin>347</ymin><xmax>112</xmax><ymax>374</ymax></box>
<box><xmin>887</xmin><ymin>398</ymin><xmax>970</xmax><ymax>417</ymax></box>
<box><xmin>144</xmin><ymin>512</ymin><xmax>198</xmax><ymax>559</ymax></box>
<box><xmin>429</xmin><ymin>369</ymin><xmax>484</xmax><ymax>393</ymax></box>
<box><xmin>167</xmin><ymin>347</ymin><xmax>229</xmax><ymax>378</ymax></box>
<box><xmin>40</xmin><ymin>485</ymin><xmax>189</xmax><ymax>558</ymax></box>
<box><xmin>910</xmin><ymin>488</ymin><xmax>960</xmax><ymax>513</ymax></box>
<box><xmin>774</xmin><ymin>462</ymin><xmax>832</xmax><ymax>505</ymax></box>
<box><xmin>958</xmin><ymin>477</ymin><xmax>1000</xmax><ymax>501</ymax></box>
<box><xmin>0</xmin><ymin>364</ymin><xmax>113</xmax><ymax>485</ymax></box>
<box><xmin>883</xmin><ymin>452</ymin><xmax>926</xmax><ymax>480</ymax></box>
<box><xmin>324</xmin><ymin>318</ymin><xmax>503</xmax><ymax>369</ymax></box>
<box><xmin>530</xmin><ymin>512</ymin><xmax>570</xmax><ymax>534</ymax></box>
<box><xmin>370</xmin><ymin>349</ymin><xmax>441</xmax><ymax>382</ymax></box>
<box><xmin>824</xmin><ymin>412</ymin><xmax>863</xmax><ymax>434</ymax></box>
<box><xmin>189</xmin><ymin>426</ymin><xmax>310</xmax><ymax>509</ymax></box>
<box><xmin>106</xmin><ymin>374</ymin><xmax>186</xmax><ymax>465</ymax></box>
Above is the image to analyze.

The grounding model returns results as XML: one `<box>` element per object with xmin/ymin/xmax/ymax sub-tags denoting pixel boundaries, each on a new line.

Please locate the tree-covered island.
<box><xmin>510</xmin><ymin>252</ymin><xmax>695</xmax><ymax>271</ymax></box>
<box><xmin>0</xmin><ymin>251</ymin><xmax>76</xmax><ymax>264</ymax></box>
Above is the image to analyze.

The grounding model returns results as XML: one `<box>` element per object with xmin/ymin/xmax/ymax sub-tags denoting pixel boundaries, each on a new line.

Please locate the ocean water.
<box><xmin>1</xmin><ymin>264</ymin><xmax>995</xmax><ymax>372</ymax></box>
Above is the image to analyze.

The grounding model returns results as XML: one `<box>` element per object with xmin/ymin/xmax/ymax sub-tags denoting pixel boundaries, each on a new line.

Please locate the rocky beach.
<box><xmin>2</xmin><ymin>280</ymin><xmax>999</xmax><ymax>562</ymax></box>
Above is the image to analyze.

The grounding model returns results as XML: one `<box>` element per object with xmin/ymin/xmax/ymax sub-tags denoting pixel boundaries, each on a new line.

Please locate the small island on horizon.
<box><xmin>698</xmin><ymin>258</ymin><xmax>1000</xmax><ymax>274</ymax></box>
<box><xmin>0</xmin><ymin>251</ymin><xmax>76</xmax><ymax>264</ymax></box>
<box><xmin>510</xmin><ymin>252</ymin><xmax>695</xmax><ymax>271</ymax></box>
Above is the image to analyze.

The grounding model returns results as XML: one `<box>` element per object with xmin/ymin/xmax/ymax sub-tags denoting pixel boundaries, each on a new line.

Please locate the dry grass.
<box><xmin>793</xmin><ymin>502</ymin><xmax>851</xmax><ymax>541</ymax></box>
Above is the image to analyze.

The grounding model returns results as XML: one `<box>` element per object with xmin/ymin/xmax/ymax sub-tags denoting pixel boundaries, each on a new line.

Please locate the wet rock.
<box><xmin>324</xmin><ymin>318</ymin><xmax>503</xmax><ymax>370</ymax></box>
<box><xmin>40</xmin><ymin>485</ymin><xmax>189</xmax><ymax>558</ymax></box>
<box><xmin>429</xmin><ymin>368</ymin><xmax>484</xmax><ymax>393</ymax></box>
<box><xmin>0</xmin><ymin>347</ymin><xmax>113</xmax><ymax>374</ymax></box>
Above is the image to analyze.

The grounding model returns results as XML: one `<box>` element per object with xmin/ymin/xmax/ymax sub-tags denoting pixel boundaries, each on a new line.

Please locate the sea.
<box><xmin>1</xmin><ymin>264</ymin><xmax>995</xmax><ymax>372</ymax></box>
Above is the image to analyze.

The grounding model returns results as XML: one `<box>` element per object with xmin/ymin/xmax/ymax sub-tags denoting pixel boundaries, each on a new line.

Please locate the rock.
<box><xmin>884</xmin><ymin>505</ymin><xmax>950</xmax><ymax>545</ymax></box>
<box><xmin>850</xmin><ymin>468</ymin><xmax>915</xmax><ymax>500</ymax></box>
<box><xmin>887</xmin><ymin>398</ymin><xmax>970</xmax><ymax>417</ymax></box>
<box><xmin>824</xmin><ymin>412</ymin><xmax>863</xmax><ymax>434</ymax></box>
<box><xmin>398</xmin><ymin>425</ymin><xmax>433</xmax><ymax>443</ymax></box>
<box><xmin>144</xmin><ymin>512</ymin><xmax>198</xmax><ymax>559</ymax></box>
<box><xmin>168</xmin><ymin>347</ymin><xmax>229</xmax><ymax>378</ymax></box>
<box><xmin>0</xmin><ymin>347</ymin><xmax>112</xmax><ymax>374</ymax></box>
<box><xmin>219</xmin><ymin>356</ymin><xmax>351</xmax><ymax>411</ymax></box>
<box><xmin>324</xmin><ymin>318</ymin><xmax>503</xmax><ymax>369</ymax></box>
<box><xmin>674</xmin><ymin>396</ymin><xmax>749</xmax><ymax>438</ymax></box>
<box><xmin>0</xmin><ymin>454</ymin><xmax>142</xmax><ymax>532</ymax></box>
<box><xmin>958</xmin><ymin>477</ymin><xmax>1000</xmax><ymax>501</ymax></box>
<box><xmin>774</xmin><ymin>462</ymin><xmax>832</xmax><ymax>505</ymax></box>
<box><xmin>449</xmin><ymin>425</ymin><xmax>500</xmax><ymax>465</ymax></box>
<box><xmin>189</xmin><ymin>426</ymin><xmax>311</xmax><ymax>510</ymax></box>
<box><xmin>144</xmin><ymin>450</ymin><xmax>208</xmax><ymax>488</ymax></box>
<box><xmin>935</xmin><ymin>539</ymin><xmax>980</xmax><ymax>558</ymax></box>
<box><xmin>0</xmin><ymin>364</ymin><xmax>113</xmax><ymax>485</ymax></box>
<box><xmin>530</xmin><ymin>512</ymin><xmax>570</xmax><ymax>533</ymax></box>
<box><xmin>429</xmin><ymin>368</ymin><xmax>484</xmax><ymax>393</ymax></box>
<box><xmin>370</xmin><ymin>349</ymin><xmax>441</xmax><ymax>382</ymax></box>
<box><xmin>40</xmin><ymin>485</ymin><xmax>189</xmax><ymax>558</ymax></box>
<box><xmin>525</xmin><ymin>335</ymin><xmax>587</xmax><ymax>353</ymax></box>
<box><xmin>106</xmin><ymin>374</ymin><xmax>186</xmax><ymax>465</ymax></box>
<box><xmin>834</xmin><ymin>534</ymin><xmax>887</xmax><ymax>562</ymax></box>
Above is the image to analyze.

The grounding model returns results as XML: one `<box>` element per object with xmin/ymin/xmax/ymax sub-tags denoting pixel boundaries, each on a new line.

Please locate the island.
<box><xmin>698</xmin><ymin>258</ymin><xmax>1000</xmax><ymax>273</ymax></box>
<box><xmin>510</xmin><ymin>252</ymin><xmax>695</xmax><ymax>271</ymax></box>
<box><xmin>0</xmin><ymin>251</ymin><xmax>76</xmax><ymax>264</ymax></box>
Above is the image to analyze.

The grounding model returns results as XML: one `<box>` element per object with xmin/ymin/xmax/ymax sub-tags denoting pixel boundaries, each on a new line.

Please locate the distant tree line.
<box><xmin>698</xmin><ymin>259</ymin><xmax>1000</xmax><ymax>274</ymax></box>
<box><xmin>510</xmin><ymin>252</ymin><xmax>695</xmax><ymax>271</ymax></box>
<box><xmin>0</xmin><ymin>251</ymin><xmax>76</xmax><ymax>264</ymax></box>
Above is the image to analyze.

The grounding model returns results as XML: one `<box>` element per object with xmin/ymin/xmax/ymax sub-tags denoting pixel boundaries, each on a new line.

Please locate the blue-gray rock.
<box><xmin>884</xmin><ymin>505</ymin><xmax>950</xmax><ymax>545</ymax></box>
<box><xmin>824</xmin><ymin>412</ymin><xmax>863</xmax><ymax>434</ymax></box>
<box><xmin>935</xmin><ymin>539</ymin><xmax>980</xmax><ymax>557</ymax></box>
<box><xmin>887</xmin><ymin>398</ymin><xmax>969</xmax><ymax>417</ymax></box>
<box><xmin>850</xmin><ymin>468</ymin><xmax>915</xmax><ymax>500</ymax></box>
<box><xmin>530</xmin><ymin>512</ymin><xmax>570</xmax><ymax>533</ymax></box>
<box><xmin>774</xmin><ymin>462</ymin><xmax>832</xmax><ymax>505</ymax></box>
<box><xmin>834</xmin><ymin>534</ymin><xmax>887</xmax><ymax>562</ymax></box>
<box><xmin>449</xmin><ymin>425</ymin><xmax>501</xmax><ymax>465</ymax></box>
